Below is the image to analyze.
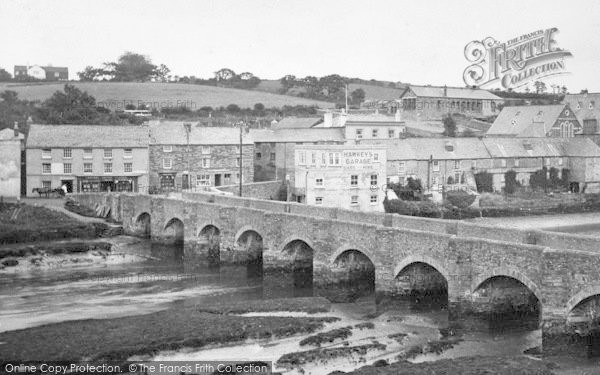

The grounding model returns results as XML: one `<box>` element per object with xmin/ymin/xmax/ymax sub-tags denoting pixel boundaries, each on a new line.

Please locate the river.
<box><xmin>0</xmin><ymin>236</ymin><xmax>595</xmax><ymax>374</ymax></box>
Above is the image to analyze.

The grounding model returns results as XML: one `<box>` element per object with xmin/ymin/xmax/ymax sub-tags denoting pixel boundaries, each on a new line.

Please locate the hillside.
<box><xmin>0</xmin><ymin>82</ymin><xmax>335</xmax><ymax>109</ymax></box>
<box><xmin>255</xmin><ymin>79</ymin><xmax>407</xmax><ymax>101</ymax></box>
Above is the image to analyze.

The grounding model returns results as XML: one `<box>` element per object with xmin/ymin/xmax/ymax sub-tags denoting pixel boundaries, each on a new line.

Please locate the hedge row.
<box><xmin>384</xmin><ymin>194</ymin><xmax>600</xmax><ymax>220</ymax></box>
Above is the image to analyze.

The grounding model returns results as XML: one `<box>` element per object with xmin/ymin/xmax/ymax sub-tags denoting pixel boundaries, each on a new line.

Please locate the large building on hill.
<box><xmin>487</xmin><ymin>104</ymin><xmax>582</xmax><ymax>138</ymax></box>
<box><xmin>149</xmin><ymin>122</ymin><xmax>253</xmax><ymax>190</ymax></box>
<box><xmin>393</xmin><ymin>85</ymin><xmax>504</xmax><ymax>119</ymax></box>
<box><xmin>14</xmin><ymin>65</ymin><xmax>69</xmax><ymax>81</ymax></box>
<box><xmin>26</xmin><ymin>124</ymin><xmax>149</xmax><ymax>195</ymax></box>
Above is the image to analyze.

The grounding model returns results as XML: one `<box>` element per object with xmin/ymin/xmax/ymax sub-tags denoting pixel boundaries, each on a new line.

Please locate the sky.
<box><xmin>1</xmin><ymin>0</ymin><xmax>599</xmax><ymax>92</ymax></box>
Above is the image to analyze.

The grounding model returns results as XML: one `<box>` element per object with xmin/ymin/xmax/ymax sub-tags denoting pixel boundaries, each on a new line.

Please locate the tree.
<box><xmin>561</xmin><ymin>85</ymin><xmax>568</xmax><ymax>95</ymax></box>
<box><xmin>112</xmin><ymin>52</ymin><xmax>158</xmax><ymax>82</ymax></box>
<box><xmin>280</xmin><ymin>75</ymin><xmax>298</xmax><ymax>92</ymax></box>
<box><xmin>39</xmin><ymin>84</ymin><xmax>112</xmax><ymax>124</ymax></box>
<box><xmin>534</xmin><ymin>81</ymin><xmax>547</xmax><ymax>94</ymax></box>
<box><xmin>350</xmin><ymin>88</ymin><xmax>366</xmax><ymax>105</ymax></box>
<box><xmin>78</xmin><ymin>66</ymin><xmax>101</xmax><ymax>81</ymax></box>
<box><xmin>475</xmin><ymin>171</ymin><xmax>494</xmax><ymax>193</ymax></box>
<box><xmin>442</xmin><ymin>115</ymin><xmax>457</xmax><ymax>137</ymax></box>
<box><xmin>0</xmin><ymin>91</ymin><xmax>19</xmax><ymax>105</ymax></box>
<box><xmin>154</xmin><ymin>64</ymin><xmax>170</xmax><ymax>82</ymax></box>
<box><xmin>215</xmin><ymin>68</ymin><xmax>236</xmax><ymax>82</ymax></box>
<box><xmin>0</xmin><ymin>68</ymin><xmax>12</xmax><ymax>81</ymax></box>
<box><xmin>226</xmin><ymin>104</ymin><xmax>241</xmax><ymax>113</ymax></box>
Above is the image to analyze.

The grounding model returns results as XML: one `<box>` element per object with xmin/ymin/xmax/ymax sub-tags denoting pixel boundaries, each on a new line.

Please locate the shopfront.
<box><xmin>77</xmin><ymin>176</ymin><xmax>139</xmax><ymax>193</ymax></box>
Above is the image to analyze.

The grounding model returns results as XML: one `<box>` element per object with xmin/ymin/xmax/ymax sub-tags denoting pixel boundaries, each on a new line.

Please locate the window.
<box><xmin>104</xmin><ymin>149</ymin><xmax>112</xmax><ymax>159</ymax></box>
<box><xmin>202</xmin><ymin>158</ymin><xmax>211</xmax><ymax>168</ymax></box>
<box><xmin>311</xmin><ymin>152</ymin><xmax>316</xmax><ymax>165</ymax></box>
<box><xmin>454</xmin><ymin>172</ymin><xmax>461</xmax><ymax>185</ymax></box>
<box><xmin>256</xmin><ymin>152</ymin><xmax>262</xmax><ymax>159</ymax></box>
<box><xmin>372</xmin><ymin>129</ymin><xmax>378</xmax><ymax>138</ymax></box>
<box><xmin>370</xmin><ymin>195</ymin><xmax>378</xmax><ymax>204</ymax></box>
<box><xmin>374</xmin><ymin>152</ymin><xmax>379</xmax><ymax>161</ymax></box>
<box><xmin>63</xmin><ymin>148</ymin><xmax>72</xmax><ymax>159</ymax></box>
<box><xmin>163</xmin><ymin>158</ymin><xmax>172</xmax><ymax>169</ymax></box>
<box><xmin>356</xmin><ymin>129</ymin><xmax>363</xmax><ymax>139</ymax></box>
<box><xmin>124</xmin><ymin>148</ymin><xmax>132</xmax><ymax>158</ymax></box>
<box><xmin>236</xmin><ymin>157</ymin><xmax>240</xmax><ymax>167</ymax></box>
<box><xmin>350</xmin><ymin>196</ymin><xmax>359</xmax><ymax>205</ymax></box>
<box><xmin>388</xmin><ymin>129</ymin><xmax>395</xmax><ymax>138</ymax></box>
<box><xmin>104</xmin><ymin>163</ymin><xmax>112</xmax><ymax>173</ymax></box>
<box><xmin>124</xmin><ymin>162</ymin><xmax>133</xmax><ymax>173</ymax></box>
<box><xmin>63</xmin><ymin>163</ymin><xmax>72</xmax><ymax>174</ymax></box>
<box><xmin>224</xmin><ymin>173</ymin><xmax>231</xmax><ymax>185</ymax></box>
<box><xmin>42</xmin><ymin>181</ymin><xmax>51</xmax><ymax>189</ymax></box>
<box><xmin>454</xmin><ymin>160</ymin><xmax>460</xmax><ymax>169</ymax></box>
<box><xmin>315</xmin><ymin>197</ymin><xmax>323</xmax><ymax>205</ymax></box>
<box><xmin>299</xmin><ymin>151</ymin><xmax>306</xmax><ymax>165</ymax></box>
<box><xmin>315</xmin><ymin>178</ymin><xmax>323</xmax><ymax>187</ymax></box>
<box><xmin>163</xmin><ymin>145</ymin><xmax>172</xmax><ymax>153</ymax></box>
<box><xmin>501</xmin><ymin>159</ymin><xmax>507</xmax><ymax>167</ymax></box>
<box><xmin>514</xmin><ymin>159</ymin><xmax>520</xmax><ymax>168</ymax></box>
<box><xmin>351</xmin><ymin>175</ymin><xmax>358</xmax><ymax>186</ymax></box>
<box><xmin>42</xmin><ymin>163</ymin><xmax>51</xmax><ymax>174</ymax></box>
<box><xmin>370</xmin><ymin>174</ymin><xmax>378</xmax><ymax>186</ymax></box>
<box><xmin>42</xmin><ymin>149</ymin><xmax>51</xmax><ymax>159</ymax></box>
<box><xmin>197</xmin><ymin>174</ymin><xmax>211</xmax><ymax>186</ymax></box>
<box><xmin>559</xmin><ymin>158</ymin><xmax>564</xmax><ymax>166</ymax></box>
<box><xmin>236</xmin><ymin>172</ymin><xmax>240</xmax><ymax>182</ymax></box>
<box><xmin>398</xmin><ymin>161</ymin><xmax>405</xmax><ymax>174</ymax></box>
<box><xmin>334</xmin><ymin>153</ymin><xmax>340</xmax><ymax>165</ymax></box>
<box><xmin>235</xmin><ymin>146</ymin><xmax>240</xmax><ymax>154</ymax></box>
<box><xmin>472</xmin><ymin>160</ymin><xmax>477</xmax><ymax>169</ymax></box>
<box><xmin>321</xmin><ymin>153</ymin><xmax>326</xmax><ymax>165</ymax></box>
<box><xmin>83</xmin><ymin>148</ymin><xmax>93</xmax><ymax>159</ymax></box>
<box><xmin>202</xmin><ymin>146</ymin><xmax>211</xmax><ymax>155</ymax></box>
<box><xmin>84</xmin><ymin>163</ymin><xmax>93</xmax><ymax>174</ymax></box>
<box><xmin>329</xmin><ymin>153</ymin><xmax>334</xmax><ymax>165</ymax></box>
<box><xmin>433</xmin><ymin>160</ymin><xmax>440</xmax><ymax>172</ymax></box>
<box><xmin>270</xmin><ymin>152</ymin><xmax>276</xmax><ymax>161</ymax></box>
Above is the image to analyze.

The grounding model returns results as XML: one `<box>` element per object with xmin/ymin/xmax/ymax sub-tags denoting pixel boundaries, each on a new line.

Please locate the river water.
<box><xmin>0</xmin><ymin>236</ymin><xmax>590</xmax><ymax>374</ymax></box>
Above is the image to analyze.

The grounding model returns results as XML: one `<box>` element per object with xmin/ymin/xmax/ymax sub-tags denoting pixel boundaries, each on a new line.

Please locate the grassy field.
<box><xmin>0</xmin><ymin>81</ymin><xmax>335</xmax><ymax>109</ymax></box>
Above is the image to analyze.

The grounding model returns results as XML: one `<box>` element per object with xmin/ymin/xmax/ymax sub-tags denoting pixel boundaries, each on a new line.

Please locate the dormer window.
<box><xmin>523</xmin><ymin>141</ymin><xmax>533</xmax><ymax>151</ymax></box>
<box><xmin>511</xmin><ymin>119</ymin><xmax>518</xmax><ymax>127</ymax></box>
<box><xmin>590</xmin><ymin>101</ymin><xmax>595</xmax><ymax>110</ymax></box>
<box><xmin>444</xmin><ymin>142</ymin><xmax>454</xmax><ymax>152</ymax></box>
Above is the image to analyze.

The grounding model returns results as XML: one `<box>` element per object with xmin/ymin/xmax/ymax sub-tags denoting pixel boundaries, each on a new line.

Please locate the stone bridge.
<box><xmin>72</xmin><ymin>192</ymin><xmax>600</xmax><ymax>355</ymax></box>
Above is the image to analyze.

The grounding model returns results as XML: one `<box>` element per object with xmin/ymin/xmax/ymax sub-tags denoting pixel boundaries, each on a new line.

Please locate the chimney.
<box><xmin>443</xmin><ymin>85</ymin><xmax>448</xmax><ymax>97</ymax></box>
<box><xmin>323</xmin><ymin>112</ymin><xmax>333</xmax><ymax>128</ymax></box>
<box><xmin>13</xmin><ymin>121</ymin><xmax>19</xmax><ymax>138</ymax></box>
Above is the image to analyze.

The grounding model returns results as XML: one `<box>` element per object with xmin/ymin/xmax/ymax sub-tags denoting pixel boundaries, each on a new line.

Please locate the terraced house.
<box><xmin>149</xmin><ymin>121</ymin><xmax>253</xmax><ymax>191</ymax></box>
<box><xmin>26</xmin><ymin>124</ymin><xmax>149</xmax><ymax>195</ymax></box>
<box><xmin>487</xmin><ymin>104</ymin><xmax>582</xmax><ymax>138</ymax></box>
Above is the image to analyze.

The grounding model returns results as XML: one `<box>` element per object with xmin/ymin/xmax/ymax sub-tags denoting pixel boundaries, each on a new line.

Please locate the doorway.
<box><xmin>60</xmin><ymin>179</ymin><xmax>74</xmax><ymax>193</ymax></box>
<box><xmin>214</xmin><ymin>174</ymin><xmax>222</xmax><ymax>187</ymax></box>
<box><xmin>182</xmin><ymin>173</ymin><xmax>189</xmax><ymax>190</ymax></box>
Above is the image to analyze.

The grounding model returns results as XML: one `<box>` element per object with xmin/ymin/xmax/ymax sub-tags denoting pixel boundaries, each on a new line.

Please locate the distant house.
<box><xmin>563</xmin><ymin>93</ymin><xmax>600</xmax><ymax>135</ymax></box>
<box><xmin>14</xmin><ymin>65</ymin><xmax>68</xmax><ymax>81</ymax></box>
<box><xmin>487</xmin><ymin>104</ymin><xmax>582</xmax><ymax>138</ymax></box>
<box><xmin>394</xmin><ymin>85</ymin><xmax>503</xmax><ymax>119</ymax></box>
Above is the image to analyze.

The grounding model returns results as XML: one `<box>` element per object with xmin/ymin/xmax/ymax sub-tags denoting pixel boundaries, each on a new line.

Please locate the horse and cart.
<box><xmin>31</xmin><ymin>187</ymin><xmax>66</xmax><ymax>198</ymax></box>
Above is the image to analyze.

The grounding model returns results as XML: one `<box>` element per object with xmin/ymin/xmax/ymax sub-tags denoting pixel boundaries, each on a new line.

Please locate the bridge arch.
<box><xmin>134</xmin><ymin>212</ymin><xmax>151</xmax><ymax>238</ymax></box>
<box><xmin>566</xmin><ymin>285</ymin><xmax>600</xmax><ymax>314</ymax></box>
<box><xmin>329</xmin><ymin>245</ymin><xmax>376</xmax><ymax>266</ymax></box>
<box><xmin>163</xmin><ymin>217</ymin><xmax>185</xmax><ymax>245</ymax></box>
<box><xmin>234</xmin><ymin>225</ymin><xmax>264</xmax><ymax>244</ymax></box>
<box><xmin>393</xmin><ymin>255</ymin><xmax>450</xmax><ymax>281</ymax></box>
<box><xmin>198</xmin><ymin>224</ymin><xmax>221</xmax><ymax>266</ymax></box>
<box><xmin>471</xmin><ymin>266</ymin><xmax>542</xmax><ymax>303</ymax></box>
<box><xmin>235</xmin><ymin>227</ymin><xmax>264</xmax><ymax>277</ymax></box>
<box><xmin>278</xmin><ymin>235</ymin><xmax>315</xmax><ymax>254</ymax></box>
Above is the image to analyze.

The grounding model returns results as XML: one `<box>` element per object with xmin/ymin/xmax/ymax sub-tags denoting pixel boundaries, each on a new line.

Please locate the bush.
<box><xmin>504</xmin><ymin>170</ymin><xmax>518</xmax><ymax>194</ymax></box>
<box><xmin>530</xmin><ymin>168</ymin><xmax>548</xmax><ymax>191</ymax></box>
<box><xmin>445</xmin><ymin>190</ymin><xmax>476</xmax><ymax>209</ymax></box>
<box><xmin>274</xmin><ymin>184</ymin><xmax>287</xmax><ymax>201</ymax></box>
<box><xmin>475</xmin><ymin>172</ymin><xmax>493</xmax><ymax>193</ymax></box>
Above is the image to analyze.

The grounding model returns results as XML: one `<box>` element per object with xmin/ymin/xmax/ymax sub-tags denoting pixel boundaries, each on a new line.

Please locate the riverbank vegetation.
<box><xmin>0</xmin><ymin>297</ymin><xmax>337</xmax><ymax>362</ymax></box>
<box><xmin>0</xmin><ymin>202</ymin><xmax>109</xmax><ymax>245</ymax></box>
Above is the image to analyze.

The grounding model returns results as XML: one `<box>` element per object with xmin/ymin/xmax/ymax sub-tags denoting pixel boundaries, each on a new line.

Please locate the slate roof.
<box><xmin>563</xmin><ymin>93</ymin><xmax>600</xmax><ymax>122</ymax></box>
<box><xmin>0</xmin><ymin>128</ymin><xmax>25</xmax><ymax>140</ymax></box>
<box><xmin>363</xmin><ymin>138</ymin><xmax>491</xmax><ymax>160</ymax></box>
<box><xmin>150</xmin><ymin>122</ymin><xmax>252</xmax><ymax>145</ymax></box>
<box><xmin>483</xmin><ymin>137</ymin><xmax>600</xmax><ymax>158</ymax></box>
<box><xmin>403</xmin><ymin>85</ymin><xmax>502</xmax><ymax>100</ymax></box>
<box><xmin>271</xmin><ymin>117</ymin><xmax>322</xmax><ymax>129</ymax></box>
<box><xmin>487</xmin><ymin>105</ymin><xmax>566</xmax><ymax>136</ymax></box>
<box><xmin>27</xmin><ymin>124</ymin><xmax>149</xmax><ymax>148</ymax></box>
<box><xmin>250</xmin><ymin>128</ymin><xmax>345</xmax><ymax>143</ymax></box>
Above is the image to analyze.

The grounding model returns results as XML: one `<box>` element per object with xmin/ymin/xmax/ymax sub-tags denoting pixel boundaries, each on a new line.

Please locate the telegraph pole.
<box><xmin>239</xmin><ymin>121</ymin><xmax>244</xmax><ymax>197</ymax></box>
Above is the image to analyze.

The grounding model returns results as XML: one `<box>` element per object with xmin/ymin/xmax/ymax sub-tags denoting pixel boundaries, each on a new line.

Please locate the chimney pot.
<box><xmin>13</xmin><ymin>121</ymin><xmax>19</xmax><ymax>137</ymax></box>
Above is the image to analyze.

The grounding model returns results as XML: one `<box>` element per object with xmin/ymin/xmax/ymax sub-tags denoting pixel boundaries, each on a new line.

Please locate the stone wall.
<box><xmin>216</xmin><ymin>180</ymin><xmax>282</xmax><ymax>200</ymax></box>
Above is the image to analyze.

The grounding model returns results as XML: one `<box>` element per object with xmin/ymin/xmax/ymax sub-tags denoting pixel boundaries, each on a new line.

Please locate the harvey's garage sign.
<box><xmin>463</xmin><ymin>28</ymin><xmax>572</xmax><ymax>89</ymax></box>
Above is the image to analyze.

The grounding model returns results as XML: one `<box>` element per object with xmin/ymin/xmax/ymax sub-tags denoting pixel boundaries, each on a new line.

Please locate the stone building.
<box><xmin>0</xmin><ymin>124</ymin><xmax>26</xmax><ymax>197</ymax></box>
<box><xmin>14</xmin><ymin>65</ymin><xmax>69</xmax><ymax>80</ymax></box>
<box><xmin>26</xmin><ymin>124</ymin><xmax>149</xmax><ymax>195</ymax></box>
<box><xmin>393</xmin><ymin>85</ymin><xmax>503</xmax><ymax>120</ymax></box>
<box><xmin>149</xmin><ymin>122</ymin><xmax>253</xmax><ymax>190</ymax></box>
<box><xmin>563</xmin><ymin>92</ymin><xmax>600</xmax><ymax>136</ymax></box>
<box><xmin>293</xmin><ymin>145</ymin><xmax>387</xmax><ymax>211</ymax></box>
<box><xmin>487</xmin><ymin>104</ymin><xmax>582</xmax><ymax>138</ymax></box>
